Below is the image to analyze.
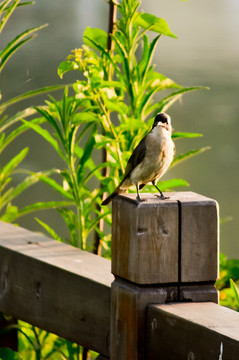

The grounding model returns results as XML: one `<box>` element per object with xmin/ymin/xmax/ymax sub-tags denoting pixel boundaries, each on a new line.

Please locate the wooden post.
<box><xmin>110</xmin><ymin>192</ymin><xmax>219</xmax><ymax>360</ymax></box>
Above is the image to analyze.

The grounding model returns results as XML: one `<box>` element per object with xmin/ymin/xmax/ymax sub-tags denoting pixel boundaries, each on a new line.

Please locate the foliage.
<box><xmin>0</xmin><ymin>0</ymin><xmax>215</xmax><ymax>357</ymax></box>
<box><xmin>216</xmin><ymin>253</ymin><xmax>239</xmax><ymax>311</ymax></box>
<box><xmin>19</xmin><ymin>0</ymin><xmax>208</xmax><ymax>253</ymax></box>
<box><xmin>0</xmin><ymin>320</ymin><xmax>98</xmax><ymax>360</ymax></box>
<box><xmin>0</xmin><ymin>0</ymin><xmax>63</xmax><ymax>223</ymax></box>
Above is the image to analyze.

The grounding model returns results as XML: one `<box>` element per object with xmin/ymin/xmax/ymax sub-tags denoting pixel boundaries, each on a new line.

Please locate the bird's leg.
<box><xmin>135</xmin><ymin>182</ymin><xmax>144</xmax><ymax>202</ymax></box>
<box><xmin>152</xmin><ymin>181</ymin><xmax>169</xmax><ymax>200</ymax></box>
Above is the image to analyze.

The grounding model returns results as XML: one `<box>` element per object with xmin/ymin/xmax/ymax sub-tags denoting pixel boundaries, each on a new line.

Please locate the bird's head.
<box><xmin>152</xmin><ymin>113</ymin><xmax>172</xmax><ymax>133</ymax></box>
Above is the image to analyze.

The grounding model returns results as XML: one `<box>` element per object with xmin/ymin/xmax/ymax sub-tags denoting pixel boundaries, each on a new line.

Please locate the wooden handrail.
<box><xmin>0</xmin><ymin>221</ymin><xmax>112</xmax><ymax>356</ymax></box>
<box><xmin>147</xmin><ymin>302</ymin><xmax>239</xmax><ymax>360</ymax></box>
<box><xmin>0</xmin><ymin>192</ymin><xmax>238</xmax><ymax>360</ymax></box>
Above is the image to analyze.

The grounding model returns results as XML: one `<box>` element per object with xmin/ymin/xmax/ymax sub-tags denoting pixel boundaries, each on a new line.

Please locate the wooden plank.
<box><xmin>112</xmin><ymin>193</ymin><xmax>179</xmax><ymax>284</ymax></box>
<box><xmin>110</xmin><ymin>279</ymin><xmax>171</xmax><ymax>360</ymax></box>
<box><xmin>0</xmin><ymin>221</ymin><xmax>112</xmax><ymax>356</ymax></box>
<box><xmin>169</xmin><ymin>192</ymin><xmax>219</xmax><ymax>282</ymax></box>
<box><xmin>180</xmin><ymin>284</ymin><xmax>218</xmax><ymax>303</ymax></box>
<box><xmin>147</xmin><ymin>302</ymin><xmax>239</xmax><ymax>360</ymax></box>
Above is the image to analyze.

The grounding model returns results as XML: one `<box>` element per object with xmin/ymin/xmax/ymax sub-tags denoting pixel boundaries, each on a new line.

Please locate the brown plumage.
<box><xmin>102</xmin><ymin>112</ymin><xmax>175</xmax><ymax>205</ymax></box>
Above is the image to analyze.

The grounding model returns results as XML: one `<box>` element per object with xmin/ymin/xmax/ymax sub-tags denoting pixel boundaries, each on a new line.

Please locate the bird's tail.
<box><xmin>102</xmin><ymin>186</ymin><xmax>126</xmax><ymax>206</ymax></box>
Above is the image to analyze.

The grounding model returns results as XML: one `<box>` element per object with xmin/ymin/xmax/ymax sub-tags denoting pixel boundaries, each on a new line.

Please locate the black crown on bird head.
<box><xmin>152</xmin><ymin>113</ymin><xmax>170</xmax><ymax>129</ymax></box>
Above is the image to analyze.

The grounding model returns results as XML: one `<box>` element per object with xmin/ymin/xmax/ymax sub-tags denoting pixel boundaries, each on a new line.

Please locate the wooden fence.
<box><xmin>0</xmin><ymin>191</ymin><xmax>239</xmax><ymax>359</ymax></box>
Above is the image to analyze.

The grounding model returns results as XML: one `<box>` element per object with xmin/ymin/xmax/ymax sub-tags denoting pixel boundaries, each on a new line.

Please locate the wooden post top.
<box><xmin>111</xmin><ymin>191</ymin><xmax>219</xmax><ymax>285</ymax></box>
<box><xmin>113</xmin><ymin>191</ymin><xmax>218</xmax><ymax>206</ymax></box>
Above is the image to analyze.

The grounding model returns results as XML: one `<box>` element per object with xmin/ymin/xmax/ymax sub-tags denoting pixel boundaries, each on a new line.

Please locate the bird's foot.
<box><xmin>136</xmin><ymin>195</ymin><xmax>145</xmax><ymax>203</ymax></box>
<box><xmin>154</xmin><ymin>194</ymin><xmax>169</xmax><ymax>200</ymax></box>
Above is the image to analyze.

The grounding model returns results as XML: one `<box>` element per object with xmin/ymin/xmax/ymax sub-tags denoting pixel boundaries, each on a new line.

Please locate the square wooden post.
<box><xmin>110</xmin><ymin>192</ymin><xmax>219</xmax><ymax>360</ymax></box>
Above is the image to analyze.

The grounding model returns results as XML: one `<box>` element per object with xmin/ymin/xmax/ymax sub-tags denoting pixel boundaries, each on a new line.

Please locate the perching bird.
<box><xmin>102</xmin><ymin>112</ymin><xmax>175</xmax><ymax>205</ymax></box>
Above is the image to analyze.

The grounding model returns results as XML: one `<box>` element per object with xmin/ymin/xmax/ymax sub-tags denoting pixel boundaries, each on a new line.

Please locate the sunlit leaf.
<box><xmin>0</xmin><ymin>147</ymin><xmax>28</xmax><ymax>181</ymax></box>
<box><xmin>135</xmin><ymin>13</ymin><xmax>177</xmax><ymax>38</ymax></box>
<box><xmin>172</xmin><ymin>132</ymin><xmax>203</xmax><ymax>139</ymax></box>
<box><xmin>0</xmin><ymin>24</ymin><xmax>48</xmax><ymax>73</ymax></box>
<box><xmin>141</xmin><ymin>178</ymin><xmax>189</xmax><ymax>193</ymax></box>
<box><xmin>35</xmin><ymin>218</ymin><xmax>63</xmax><ymax>242</ymax></box>
<box><xmin>171</xmin><ymin>147</ymin><xmax>210</xmax><ymax>168</ymax></box>
<box><xmin>20</xmin><ymin>120</ymin><xmax>66</xmax><ymax>161</ymax></box>
<box><xmin>230</xmin><ymin>279</ymin><xmax>239</xmax><ymax>306</ymax></box>
<box><xmin>83</xmin><ymin>27</ymin><xmax>108</xmax><ymax>49</ymax></box>
<box><xmin>0</xmin><ymin>85</ymin><xmax>64</xmax><ymax>113</ymax></box>
<box><xmin>15</xmin><ymin>200</ymin><xmax>74</xmax><ymax>220</ymax></box>
<box><xmin>58</xmin><ymin>60</ymin><xmax>79</xmax><ymax>78</ymax></box>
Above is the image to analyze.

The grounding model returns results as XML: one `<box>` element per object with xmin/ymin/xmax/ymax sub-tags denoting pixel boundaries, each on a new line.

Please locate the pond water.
<box><xmin>1</xmin><ymin>0</ymin><xmax>239</xmax><ymax>258</ymax></box>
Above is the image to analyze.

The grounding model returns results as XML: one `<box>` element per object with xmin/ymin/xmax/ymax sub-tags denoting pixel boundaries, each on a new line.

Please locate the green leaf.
<box><xmin>57</xmin><ymin>208</ymin><xmax>78</xmax><ymax>246</ymax></box>
<box><xmin>0</xmin><ymin>347</ymin><xmax>23</xmax><ymax>360</ymax></box>
<box><xmin>35</xmin><ymin>218</ymin><xmax>63</xmax><ymax>242</ymax></box>
<box><xmin>0</xmin><ymin>147</ymin><xmax>28</xmax><ymax>182</ymax></box>
<box><xmin>171</xmin><ymin>147</ymin><xmax>210</xmax><ymax>168</ymax></box>
<box><xmin>20</xmin><ymin>120</ymin><xmax>66</xmax><ymax>161</ymax></box>
<box><xmin>135</xmin><ymin>13</ymin><xmax>177</xmax><ymax>38</ymax></box>
<box><xmin>142</xmin><ymin>178</ymin><xmax>189</xmax><ymax>193</ymax></box>
<box><xmin>0</xmin><ymin>107</ymin><xmax>38</xmax><ymax>131</ymax></box>
<box><xmin>0</xmin><ymin>0</ymin><xmax>20</xmax><ymax>33</ymax></box>
<box><xmin>0</xmin><ymin>85</ymin><xmax>64</xmax><ymax>113</ymax></box>
<box><xmin>34</xmin><ymin>106</ymin><xmax>64</xmax><ymax>145</ymax></box>
<box><xmin>58</xmin><ymin>60</ymin><xmax>79</xmax><ymax>78</ymax></box>
<box><xmin>83</xmin><ymin>27</ymin><xmax>108</xmax><ymax>49</ymax></box>
<box><xmin>146</xmin><ymin>86</ymin><xmax>209</xmax><ymax>115</ymax></box>
<box><xmin>0</xmin><ymin>24</ymin><xmax>48</xmax><ymax>73</ymax></box>
<box><xmin>0</xmin><ymin>116</ymin><xmax>45</xmax><ymax>152</ymax></box>
<box><xmin>73</xmin><ymin>111</ymin><xmax>99</xmax><ymax>124</ymax></box>
<box><xmin>104</xmin><ymin>99</ymin><xmax>128</xmax><ymax>117</ymax></box>
<box><xmin>230</xmin><ymin>279</ymin><xmax>239</xmax><ymax>306</ymax></box>
<box><xmin>146</xmin><ymin>71</ymin><xmax>181</xmax><ymax>90</ymax></box>
<box><xmin>0</xmin><ymin>205</ymin><xmax>18</xmax><ymax>222</ymax></box>
<box><xmin>172</xmin><ymin>132</ymin><xmax>203</xmax><ymax>139</ymax></box>
<box><xmin>139</xmin><ymin>35</ymin><xmax>159</xmax><ymax>82</ymax></box>
<box><xmin>77</xmin><ymin>124</ymin><xmax>97</xmax><ymax>182</ymax></box>
<box><xmin>0</xmin><ymin>172</ymin><xmax>40</xmax><ymax>209</ymax></box>
<box><xmin>34</xmin><ymin>172</ymin><xmax>74</xmax><ymax>200</ymax></box>
<box><xmin>15</xmin><ymin>200</ymin><xmax>74</xmax><ymax>220</ymax></box>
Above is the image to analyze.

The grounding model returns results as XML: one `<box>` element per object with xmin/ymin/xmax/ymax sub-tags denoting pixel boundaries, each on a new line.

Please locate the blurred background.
<box><xmin>1</xmin><ymin>0</ymin><xmax>238</xmax><ymax>257</ymax></box>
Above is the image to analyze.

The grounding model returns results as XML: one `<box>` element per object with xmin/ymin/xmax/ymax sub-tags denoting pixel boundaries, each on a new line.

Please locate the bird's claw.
<box><xmin>154</xmin><ymin>194</ymin><xmax>169</xmax><ymax>200</ymax></box>
<box><xmin>136</xmin><ymin>196</ymin><xmax>145</xmax><ymax>203</ymax></box>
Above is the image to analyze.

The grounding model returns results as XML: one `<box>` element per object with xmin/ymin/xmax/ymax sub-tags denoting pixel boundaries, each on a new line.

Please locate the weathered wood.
<box><xmin>0</xmin><ymin>221</ymin><xmax>112</xmax><ymax>356</ymax></box>
<box><xmin>110</xmin><ymin>279</ymin><xmax>172</xmax><ymax>360</ymax></box>
<box><xmin>180</xmin><ymin>283</ymin><xmax>218</xmax><ymax>302</ymax></box>
<box><xmin>112</xmin><ymin>192</ymin><xmax>218</xmax><ymax>286</ymax></box>
<box><xmin>147</xmin><ymin>302</ymin><xmax>239</xmax><ymax>360</ymax></box>
<box><xmin>172</xmin><ymin>192</ymin><xmax>219</xmax><ymax>282</ymax></box>
<box><xmin>110</xmin><ymin>192</ymin><xmax>219</xmax><ymax>359</ymax></box>
<box><xmin>112</xmin><ymin>193</ymin><xmax>179</xmax><ymax>284</ymax></box>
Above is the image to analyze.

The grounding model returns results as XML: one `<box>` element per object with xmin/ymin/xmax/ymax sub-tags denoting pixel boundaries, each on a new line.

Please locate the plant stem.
<box><xmin>93</xmin><ymin>0</ymin><xmax>117</xmax><ymax>255</ymax></box>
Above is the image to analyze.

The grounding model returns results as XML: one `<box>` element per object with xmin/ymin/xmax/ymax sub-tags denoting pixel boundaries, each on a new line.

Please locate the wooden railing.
<box><xmin>0</xmin><ymin>192</ymin><xmax>239</xmax><ymax>359</ymax></box>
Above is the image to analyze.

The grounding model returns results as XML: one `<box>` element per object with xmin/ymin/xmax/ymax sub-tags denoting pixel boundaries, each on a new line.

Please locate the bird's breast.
<box><xmin>130</xmin><ymin>126</ymin><xmax>174</xmax><ymax>184</ymax></box>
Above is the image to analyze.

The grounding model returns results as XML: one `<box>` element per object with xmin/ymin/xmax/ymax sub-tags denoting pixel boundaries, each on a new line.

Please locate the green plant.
<box><xmin>21</xmin><ymin>0</ymin><xmax>208</xmax><ymax>255</ymax></box>
<box><xmin>0</xmin><ymin>0</ymin><xmax>214</xmax><ymax>358</ymax></box>
<box><xmin>216</xmin><ymin>253</ymin><xmax>239</xmax><ymax>311</ymax></box>
<box><xmin>0</xmin><ymin>0</ymin><xmax>63</xmax><ymax>222</ymax></box>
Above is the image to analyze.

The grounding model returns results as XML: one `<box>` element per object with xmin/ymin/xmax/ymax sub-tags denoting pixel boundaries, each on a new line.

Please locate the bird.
<box><xmin>102</xmin><ymin>112</ymin><xmax>175</xmax><ymax>205</ymax></box>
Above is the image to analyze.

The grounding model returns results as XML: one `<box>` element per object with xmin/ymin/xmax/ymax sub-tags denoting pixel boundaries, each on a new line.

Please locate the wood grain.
<box><xmin>147</xmin><ymin>302</ymin><xmax>239</xmax><ymax>360</ymax></box>
<box><xmin>110</xmin><ymin>279</ymin><xmax>171</xmax><ymax>360</ymax></box>
<box><xmin>169</xmin><ymin>192</ymin><xmax>219</xmax><ymax>282</ymax></box>
<box><xmin>0</xmin><ymin>221</ymin><xmax>112</xmax><ymax>356</ymax></box>
<box><xmin>112</xmin><ymin>193</ymin><xmax>179</xmax><ymax>284</ymax></box>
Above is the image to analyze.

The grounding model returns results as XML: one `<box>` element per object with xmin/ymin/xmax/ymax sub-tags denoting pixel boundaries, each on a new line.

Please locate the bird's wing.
<box><xmin>124</xmin><ymin>138</ymin><xmax>146</xmax><ymax>178</ymax></box>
